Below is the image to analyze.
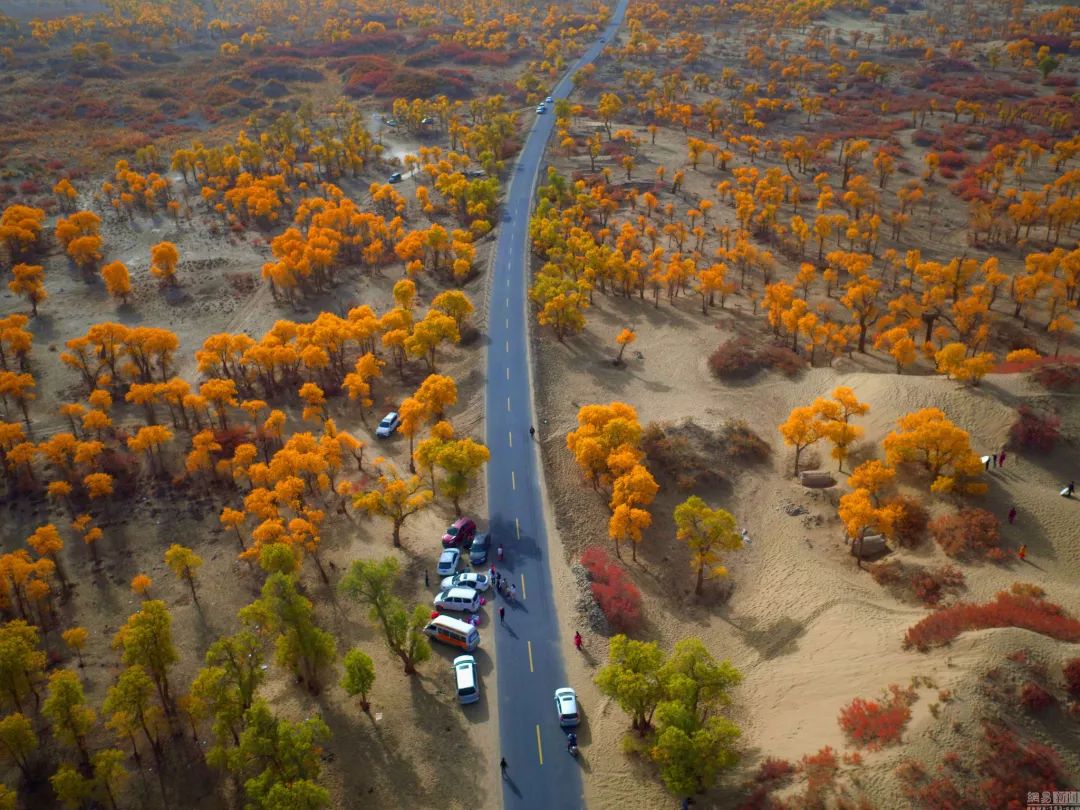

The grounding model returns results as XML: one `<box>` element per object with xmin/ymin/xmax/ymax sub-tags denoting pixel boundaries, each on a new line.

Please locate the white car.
<box><xmin>433</xmin><ymin>586</ymin><xmax>480</xmax><ymax>613</ymax></box>
<box><xmin>545</xmin><ymin>96</ymin><xmax>553</xmax><ymax>104</ymax></box>
<box><xmin>436</xmin><ymin>548</ymin><xmax>461</xmax><ymax>577</ymax></box>
<box><xmin>441</xmin><ymin>572</ymin><xmax>490</xmax><ymax>592</ymax></box>
<box><xmin>454</xmin><ymin>655</ymin><xmax>480</xmax><ymax>704</ymax></box>
<box><xmin>375</xmin><ymin>411</ymin><xmax>400</xmax><ymax>438</ymax></box>
<box><xmin>555</xmin><ymin>687</ymin><xmax>579</xmax><ymax>727</ymax></box>
<box><xmin>536</xmin><ymin>105</ymin><xmax>546</xmax><ymax>114</ymax></box>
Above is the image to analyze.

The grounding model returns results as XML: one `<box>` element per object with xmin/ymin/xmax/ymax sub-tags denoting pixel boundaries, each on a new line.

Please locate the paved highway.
<box><xmin>484</xmin><ymin>2</ymin><xmax>628</xmax><ymax>808</ymax></box>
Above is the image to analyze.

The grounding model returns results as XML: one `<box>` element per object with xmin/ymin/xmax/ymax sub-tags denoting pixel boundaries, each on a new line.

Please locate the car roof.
<box><xmin>556</xmin><ymin>687</ymin><xmax>576</xmax><ymax>699</ymax></box>
<box><xmin>452</xmin><ymin>517</ymin><xmax>475</xmax><ymax>528</ymax></box>
<box><xmin>454</xmin><ymin>655</ymin><xmax>476</xmax><ymax>666</ymax></box>
<box><xmin>472</xmin><ymin>534</ymin><xmax>489</xmax><ymax>545</ymax></box>
<box><xmin>382</xmin><ymin>411</ymin><xmax>398</xmax><ymax>420</ymax></box>
<box><xmin>444</xmin><ymin>586</ymin><xmax>477</xmax><ymax>599</ymax></box>
<box><xmin>439</xmin><ymin>548</ymin><xmax>458</xmax><ymax>559</ymax></box>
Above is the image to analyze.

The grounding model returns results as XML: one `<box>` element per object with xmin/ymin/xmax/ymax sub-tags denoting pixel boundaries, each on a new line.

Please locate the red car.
<box><xmin>442</xmin><ymin>517</ymin><xmax>477</xmax><ymax>548</ymax></box>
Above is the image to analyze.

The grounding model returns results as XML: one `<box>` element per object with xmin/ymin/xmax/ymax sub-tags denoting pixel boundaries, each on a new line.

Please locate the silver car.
<box><xmin>441</xmin><ymin>572</ymin><xmax>490</xmax><ymax>592</ymax></box>
<box><xmin>375</xmin><ymin>411</ymin><xmax>400</xmax><ymax>438</ymax></box>
<box><xmin>555</xmin><ymin>687</ymin><xmax>579</xmax><ymax>727</ymax></box>
<box><xmin>436</xmin><ymin>548</ymin><xmax>461</xmax><ymax>577</ymax></box>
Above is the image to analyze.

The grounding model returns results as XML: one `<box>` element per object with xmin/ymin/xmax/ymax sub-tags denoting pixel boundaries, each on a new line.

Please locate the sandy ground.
<box><xmin>533</xmin><ymin>288</ymin><xmax>1080</xmax><ymax>808</ymax></box>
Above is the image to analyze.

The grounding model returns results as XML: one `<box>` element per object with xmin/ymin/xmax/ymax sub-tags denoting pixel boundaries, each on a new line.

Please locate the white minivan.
<box><xmin>433</xmin><ymin>586</ymin><xmax>481</xmax><ymax>614</ymax></box>
<box><xmin>454</xmin><ymin>655</ymin><xmax>480</xmax><ymax>704</ymax></box>
<box><xmin>424</xmin><ymin>615</ymin><xmax>480</xmax><ymax>651</ymax></box>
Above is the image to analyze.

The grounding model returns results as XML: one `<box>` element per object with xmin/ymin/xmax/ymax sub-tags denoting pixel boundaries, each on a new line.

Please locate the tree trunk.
<box><xmin>695</xmin><ymin>564</ymin><xmax>704</xmax><ymax>595</ymax></box>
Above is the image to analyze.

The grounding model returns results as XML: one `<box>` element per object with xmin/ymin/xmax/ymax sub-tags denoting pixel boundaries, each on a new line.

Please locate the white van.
<box><xmin>454</xmin><ymin>655</ymin><xmax>480</xmax><ymax>704</ymax></box>
<box><xmin>433</xmin><ymin>587</ymin><xmax>481</xmax><ymax>614</ymax></box>
<box><xmin>424</xmin><ymin>615</ymin><xmax>480</xmax><ymax>651</ymax></box>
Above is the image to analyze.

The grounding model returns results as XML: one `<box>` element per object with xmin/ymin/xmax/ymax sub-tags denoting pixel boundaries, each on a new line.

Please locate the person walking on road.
<box><xmin>500</xmin><ymin>757</ymin><xmax>508</xmax><ymax>777</ymax></box>
<box><xmin>529</xmin><ymin>425</ymin><xmax>536</xmax><ymax>440</ymax></box>
<box><xmin>1008</xmin><ymin>506</ymin><xmax>1017</xmax><ymax>525</ymax></box>
<box><xmin>499</xmin><ymin>606</ymin><xmax>505</xmax><ymax>623</ymax></box>
<box><xmin>509</xmin><ymin>583</ymin><xmax>517</xmax><ymax>602</ymax></box>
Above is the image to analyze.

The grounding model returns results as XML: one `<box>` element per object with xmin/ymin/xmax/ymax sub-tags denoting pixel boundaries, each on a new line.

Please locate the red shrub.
<box><xmin>838</xmin><ymin>685</ymin><xmax>914</xmax><ymax>750</ymax></box>
<box><xmin>709</xmin><ymin>338</ymin><xmax>804</xmax><ymax>380</ymax></box>
<box><xmin>1032</xmin><ymin>363</ymin><xmax>1080</xmax><ymax>392</ymax></box>
<box><xmin>1062</xmin><ymin>658</ymin><xmax>1080</xmax><ymax>700</ymax></box>
<box><xmin>937</xmin><ymin>150</ymin><xmax>968</xmax><ymax>169</ymax></box>
<box><xmin>930</xmin><ymin>508</ymin><xmax>1000</xmax><ymax>559</ymax></box>
<box><xmin>1009</xmin><ymin>405</ymin><xmax>1061</xmax><ymax>452</ymax></box>
<box><xmin>886</xmin><ymin>495</ymin><xmax>928</xmax><ymax>548</ymax></box>
<box><xmin>754</xmin><ymin>757</ymin><xmax>795</xmax><ymax>784</ymax></box>
<box><xmin>904</xmin><ymin>590</ymin><xmax>1080</xmax><ymax>651</ymax></box>
<box><xmin>978</xmin><ymin>722</ymin><xmax>1066</xmax><ymax>807</ymax></box>
<box><xmin>799</xmin><ymin>746</ymin><xmax>839</xmax><ymax>796</ymax></box>
<box><xmin>580</xmin><ymin>547</ymin><xmax>642</xmax><ymax>632</ymax></box>
<box><xmin>1020</xmin><ymin>682</ymin><xmax>1054</xmax><ymax>712</ymax></box>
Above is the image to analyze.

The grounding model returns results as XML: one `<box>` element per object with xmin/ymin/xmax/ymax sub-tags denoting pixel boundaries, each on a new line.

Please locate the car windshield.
<box><xmin>379</xmin><ymin>416</ymin><xmax>392</xmax><ymax>426</ymax></box>
<box><xmin>446</xmin><ymin>526</ymin><xmax>459</xmax><ymax>536</ymax></box>
<box><xmin>474</xmin><ymin>536</ymin><xmax>488</xmax><ymax>547</ymax></box>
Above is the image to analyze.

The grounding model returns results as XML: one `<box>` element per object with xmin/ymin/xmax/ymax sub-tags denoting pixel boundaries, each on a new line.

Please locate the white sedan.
<box><xmin>555</xmin><ymin>687</ymin><xmax>580</xmax><ymax>727</ymax></box>
<box><xmin>441</xmin><ymin>572</ymin><xmax>490</xmax><ymax>592</ymax></box>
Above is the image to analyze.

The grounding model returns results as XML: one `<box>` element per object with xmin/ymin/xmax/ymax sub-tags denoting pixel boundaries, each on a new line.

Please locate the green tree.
<box><xmin>50</xmin><ymin>764</ymin><xmax>92</xmax><ymax>809</ymax></box>
<box><xmin>0</xmin><ymin>713</ymin><xmax>37</xmax><ymax>780</ymax></box>
<box><xmin>650</xmin><ymin>712</ymin><xmax>740</xmax><ymax>796</ymax></box>
<box><xmin>340</xmin><ymin>649</ymin><xmax>376</xmax><ymax>713</ymax></box>
<box><xmin>112</xmin><ymin>601</ymin><xmax>178</xmax><ymax>715</ymax></box>
<box><xmin>0</xmin><ymin>620</ymin><xmax>45</xmax><ymax>714</ymax></box>
<box><xmin>234</xmin><ymin>700</ymin><xmax>330</xmax><ymax>809</ymax></box>
<box><xmin>240</xmin><ymin>574</ymin><xmax>335</xmax><ymax>693</ymax></box>
<box><xmin>435</xmin><ymin>438</ymin><xmax>490</xmax><ymax>514</ymax></box>
<box><xmin>91</xmin><ymin>748</ymin><xmax>129</xmax><ymax>810</ymax></box>
<box><xmin>263</xmin><ymin>779</ymin><xmax>330</xmax><ymax>809</ymax></box>
<box><xmin>339</xmin><ymin>559</ymin><xmax>431</xmax><ymax>675</ymax></box>
<box><xmin>206</xmin><ymin>631</ymin><xmax>265</xmax><ymax>714</ymax></box>
<box><xmin>595</xmin><ymin>635</ymin><xmax>666</xmax><ymax>735</ymax></box>
<box><xmin>103</xmin><ymin>665</ymin><xmax>164</xmax><ymax>760</ymax></box>
<box><xmin>43</xmin><ymin>670</ymin><xmax>96</xmax><ymax>768</ymax></box>
<box><xmin>0</xmin><ymin>783</ymin><xmax>14</xmax><ymax>810</ymax></box>
<box><xmin>672</xmin><ymin>497</ymin><xmax>742</xmax><ymax>595</ymax></box>
<box><xmin>164</xmin><ymin>544</ymin><xmax>203</xmax><ymax>605</ymax></box>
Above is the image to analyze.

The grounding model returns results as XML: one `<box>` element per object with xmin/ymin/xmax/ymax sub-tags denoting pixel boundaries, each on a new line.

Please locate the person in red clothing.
<box><xmin>1018</xmin><ymin>544</ymin><xmax>1027</xmax><ymax>561</ymax></box>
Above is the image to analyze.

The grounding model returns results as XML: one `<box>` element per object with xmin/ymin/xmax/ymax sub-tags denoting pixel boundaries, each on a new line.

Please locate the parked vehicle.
<box><xmin>375</xmin><ymin>412</ymin><xmax>400</xmax><ymax>438</ymax></box>
<box><xmin>554</xmin><ymin>687</ymin><xmax>580</xmax><ymax>727</ymax></box>
<box><xmin>388</xmin><ymin>172</ymin><xmax>403</xmax><ymax>183</ymax></box>
<box><xmin>442</xmin><ymin>517</ymin><xmax>477</xmax><ymax>547</ymax></box>
<box><xmin>469</xmin><ymin>533</ymin><xmax>491</xmax><ymax>565</ymax></box>
<box><xmin>441</xmin><ymin>572</ymin><xmax>490</xmax><ymax>592</ymax></box>
<box><xmin>454</xmin><ymin>655</ymin><xmax>480</xmax><ymax>704</ymax></box>
<box><xmin>433</xmin><ymin>586</ymin><xmax>481</xmax><ymax>614</ymax></box>
<box><xmin>424</xmin><ymin>615</ymin><xmax>479</xmax><ymax>651</ymax></box>
<box><xmin>436</xmin><ymin>548</ymin><xmax>461</xmax><ymax>577</ymax></box>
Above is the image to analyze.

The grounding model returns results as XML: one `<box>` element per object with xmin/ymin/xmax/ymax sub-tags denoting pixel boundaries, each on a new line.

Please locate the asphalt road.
<box><xmin>484</xmin><ymin>3</ymin><xmax>628</xmax><ymax>808</ymax></box>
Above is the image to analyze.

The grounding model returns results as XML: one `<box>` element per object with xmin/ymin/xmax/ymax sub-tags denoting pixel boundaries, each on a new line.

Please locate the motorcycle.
<box><xmin>566</xmin><ymin>733</ymin><xmax>579</xmax><ymax>757</ymax></box>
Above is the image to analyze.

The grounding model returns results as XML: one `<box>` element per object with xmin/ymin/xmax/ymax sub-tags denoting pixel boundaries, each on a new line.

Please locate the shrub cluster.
<box><xmin>719</xmin><ymin>420</ymin><xmax>772</xmax><ymax>464</ymax></box>
<box><xmin>1009</xmin><ymin>405</ymin><xmax>1061</xmax><ymax>452</ymax></box>
<box><xmin>1032</xmin><ymin>362</ymin><xmax>1080</xmax><ymax>392</ymax></box>
<box><xmin>1019</xmin><ymin>682</ymin><xmax>1055</xmax><ymax>712</ymax></box>
<box><xmin>838</xmin><ymin>684</ymin><xmax>915</xmax><ymax>750</ymax></box>
<box><xmin>868</xmin><ymin>560</ymin><xmax>965</xmax><ymax>606</ymax></box>
<box><xmin>930</xmin><ymin>508</ymin><xmax>1000</xmax><ymax>559</ymax></box>
<box><xmin>641</xmin><ymin>422</ymin><xmax>724</xmax><ymax>491</ymax></box>
<box><xmin>903</xmin><ymin>585</ymin><xmax>1080</xmax><ymax>651</ymax></box>
<box><xmin>885</xmin><ymin>495</ymin><xmax>929</xmax><ymax>548</ymax></box>
<box><xmin>580</xmin><ymin>547</ymin><xmax>642</xmax><ymax>632</ymax></box>
<box><xmin>709</xmin><ymin>337</ymin><xmax>804</xmax><ymax>380</ymax></box>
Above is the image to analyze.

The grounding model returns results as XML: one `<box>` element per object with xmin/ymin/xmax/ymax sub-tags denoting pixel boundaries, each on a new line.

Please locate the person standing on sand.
<box><xmin>999</xmin><ymin>450</ymin><xmax>1007</xmax><ymax>467</ymax></box>
<box><xmin>424</xmin><ymin>570</ymin><xmax>429</xmax><ymax>587</ymax></box>
<box><xmin>1008</xmin><ymin>506</ymin><xmax>1017</xmax><ymax>525</ymax></box>
<box><xmin>1018</xmin><ymin>544</ymin><xmax>1027</xmax><ymax>561</ymax></box>
<box><xmin>985</xmin><ymin>455</ymin><xmax>991</xmax><ymax>471</ymax></box>
<box><xmin>500</xmin><ymin>757</ymin><xmax>508</xmax><ymax>777</ymax></box>
<box><xmin>992</xmin><ymin>452</ymin><xmax>998</xmax><ymax>468</ymax></box>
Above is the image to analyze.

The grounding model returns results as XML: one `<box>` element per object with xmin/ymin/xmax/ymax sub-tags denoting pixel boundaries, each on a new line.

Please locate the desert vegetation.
<box><xmin>528</xmin><ymin>0</ymin><xmax>1080</xmax><ymax>806</ymax></box>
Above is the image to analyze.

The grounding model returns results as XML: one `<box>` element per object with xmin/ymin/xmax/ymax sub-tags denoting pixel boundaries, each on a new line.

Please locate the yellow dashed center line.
<box><xmin>520</xmin><ymin>573</ymin><xmax>527</xmax><ymax>600</ymax></box>
<box><xmin>505</xmin><ymin>367</ymin><xmax>510</xmax><ymax>380</ymax></box>
<box><xmin>508</xmin><ymin>431</ymin><xmax>513</xmax><ymax>448</ymax></box>
<box><xmin>528</xmin><ymin>639</ymin><xmax>534</xmax><ymax>672</ymax></box>
<box><xmin>516</xmin><ymin>518</ymin><xmax>520</xmax><ymax>539</ymax></box>
<box><xmin>535</xmin><ymin>724</ymin><xmax>543</xmax><ymax>765</ymax></box>
<box><xmin>506</xmin><ymin>396</ymin><xmax>511</xmax><ymax>412</ymax></box>
<box><xmin>511</xmin><ymin>471</ymin><xmax>516</xmax><ymax>490</ymax></box>
<box><xmin>505</xmin><ymin>340</ymin><xmax>509</xmax><ymax>353</ymax></box>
